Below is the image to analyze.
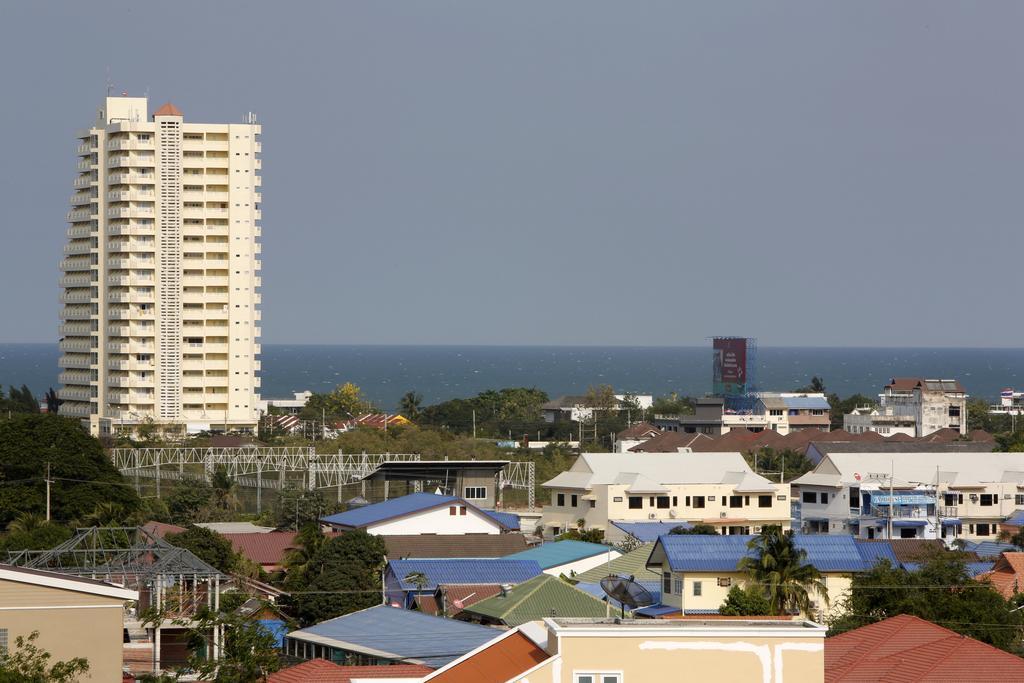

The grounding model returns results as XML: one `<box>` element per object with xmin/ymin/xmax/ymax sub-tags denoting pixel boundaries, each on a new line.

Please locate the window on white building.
<box><xmin>575</xmin><ymin>675</ymin><xmax>621</xmax><ymax>683</ymax></box>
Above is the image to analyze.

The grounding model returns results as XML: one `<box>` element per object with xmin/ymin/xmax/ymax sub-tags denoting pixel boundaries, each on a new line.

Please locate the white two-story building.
<box><xmin>541</xmin><ymin>452</ymin><xmax>790</xmax><ymax>541</ymax></box>
<box><xmin>792</xmin><ymin>450</ymin><xmax>1024</xmax><ymax>543</ymax></box>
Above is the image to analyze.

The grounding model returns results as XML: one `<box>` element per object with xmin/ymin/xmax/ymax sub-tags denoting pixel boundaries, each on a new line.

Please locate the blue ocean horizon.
<box><xmin>6</xmin><ymin>343</ymin><xmax>1023</xmax><ymax>412</ymax></box>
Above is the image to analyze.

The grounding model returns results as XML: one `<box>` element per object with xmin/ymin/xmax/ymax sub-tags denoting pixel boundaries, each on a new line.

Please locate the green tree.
<box><xmin>183</xmin><ymin>607</ymin><xmax>281</xmax><ymax>681</ymax></box>
<box><xmin>399</xmin><ymin>391</ymin><xmax>423</xmax><ymax>420</ymax></box>
<box><xmin>737</xmin><ymin>526</ymin><xmax>827</xmax><ymax>616</ymax></box>
<box><xmin>300</xmin><ymin>382</ymin><xmax>368</xmax><ymax>422</ymax></box>
<box><xmin>290</xmin><ymin>530</ymin><xmax>387</xmax><ymax>626</ymax></box>
<box><xmin>830</xmin><ymin>554</ymin><xmax>1024</xmax><ymax>651</ymax></box>
<box><xmin>719</xmin><ymin>585</ymin><xmax>773</xmax><ymax>616</ymax></box>
<box><xmin>265</xmin><ymin>485</ymin><xmax>330</xmax><ymax>531</ymax></box>
<box><xmin>0</xmin><ymin>521</ymin><xmax>71</xmax><ymax>553</ymax></box>
<box><xmin>166</xmin><ymin>481</ymin><xmax>215</xmax><ymax>525</ymax></box>
<box><xmin>649</xmin><ymin>393</ymin><xmax>695</xmax><ymax>417</ymax></box>
<box><xmin>0</xmin><ymin>415</ymin><xmax>141</xmax><ymax>528</ymax></box>
<box><xmin>165</xmin><ymin>525</ymin><xmax>238</xmax><ymax>574</ymax></box>
<box><xmin>0</xmin><ymin>630</ymin><xmax>89</xmax><ymax>682</ymax></box>
<box><xmin>283</xmin><ymin>522</ymin><xmax>329</xmax><ymax>589</ymax></box>
<box><xmin>669</xmin><ymin>523</ymin><xmax>719</xmax><ymax>535</ymax></box>
<box><xmin>558</xmin><ymin>519</ymin><xmax>606</xmax><ymax>544</ymax></box>
<box><xmin>795</xmin><ymin>376</ymin><xmax>826</xmax><ymax>393</ymax></box>
<box><xmin>210</xmin><ymin>466</ymin><xmax>240</xmax><ymax>513</ymax></box>
<box><xmin>79</xmin><ymin>502</ymin><xmax>129</xmax><ymax>527</ymax></box>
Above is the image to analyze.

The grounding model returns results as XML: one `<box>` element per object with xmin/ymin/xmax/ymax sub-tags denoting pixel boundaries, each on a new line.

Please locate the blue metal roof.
<box><xmin>966</xmin><ymin>562</ymin><xmax>996</xmax><ymax>577</ymax></box>
<box><xmin>941</xmin><ymin>519</ymin><xmax>962</xmax><ymax>526</ymax></box>
<box><xmin>652</xmin><ymin>533</ymin><xmax>871</xmax><ymax>573</ymax></box>
<box><xmin>1005</xmin><ymin>510</ymin><xmax>1024</xmax><ymax>526</ymax></box>
<box><xmin>611</xmin><ymin>520</ymin><xmax>692</xmax><ymax>542</ymax></box>
<box><xmin>320</xmin><ymin>492</ymin><xmax>514</xmax><ymax>531</ymax></box>
<box><xmin>854</xmin><ymin>540</ymin><xmax>900</xmax><ymax>568</ymax></box>
<box><xmin>505</xmin><ymin>540</ymin><xmax>614</xmax><ymax>570</ymax></box>
<box><xmin>320</xmin><ymin>493</ymin><xmax>459</xmax><ymax>528</ymax></box>
<box><xmin>782</xmin><ymin>396</ymin><xmax>831</xmax><ymax>410</ymax></box>
<box><xmin>387</xmin><ymin>558</ymin><xmax>542</xmax><ymax>591</ymax></box>
<box><xmin>288</xmin><ymin>605</ymin><xmax>497</xmax><ymax>668</ymax></box>
<box><xmin>963</xmin><ymin>541</ymin><xmax>1019</xmax><ymax>558</ymax></box>
<box><xmin>481</xmin><ymin>509</ymin><xmax>520</xmax><ymax>530</ymax></box>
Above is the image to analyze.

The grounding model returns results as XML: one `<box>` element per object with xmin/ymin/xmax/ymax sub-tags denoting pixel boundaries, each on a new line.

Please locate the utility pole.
<box><xmin>45</xmin><ymin>462</ymin><xmax>52</xmax><ymax>522</ymax></box>
<box><xmin>472</xmin><ymin>410</ymin><xmax>476</xmax><ymax>440</ymax></box>
<box><xmin>888</xmin><ymin>460</ymin><xmax>894</xmax><ymax>540</ymax></box>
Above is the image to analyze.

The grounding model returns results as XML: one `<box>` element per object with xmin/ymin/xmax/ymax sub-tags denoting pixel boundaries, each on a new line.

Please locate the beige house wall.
<box><xmin>544</xmin><ymin>482</ymin><xmax>791</xmax><ymax>539</ymax></box>
<box><xmin>512</xmin><ymin>632</ymin><xmax>823</xmax><ymax>683</ymax></box>
<box><xmin>0</xmin><ymin>584</ymin><xmax>129</xmax><ymax>682</ymax></box>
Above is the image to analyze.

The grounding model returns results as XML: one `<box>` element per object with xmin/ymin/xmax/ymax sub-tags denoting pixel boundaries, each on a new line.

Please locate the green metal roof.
<box><xmin>461</xmin><ymin>574</ymin><xmax>609</xmax><ymax>626</ymax></box>
<box><xmin>572</xmin><ymin>544</ymin><xmax>659</xmax><ymax>583</ymax></box>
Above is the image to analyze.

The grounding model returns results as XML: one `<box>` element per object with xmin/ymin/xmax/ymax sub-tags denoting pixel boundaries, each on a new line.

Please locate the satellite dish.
<box><xmin>600</xmin><ymin>575</ymin><xmax>655</xmax><ymax>617</ymax></box>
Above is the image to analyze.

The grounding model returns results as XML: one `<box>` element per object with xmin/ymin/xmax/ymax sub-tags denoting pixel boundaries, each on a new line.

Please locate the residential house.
<box><xmin>222</xmin><ymin>531</ymin><xmax>316</xmax><ymax>573</ymax></box>
<box><xmin>283</xmin><ymin>605</ymin><xmax>498</xmax><ymax>668</ymax></box>
<box><xmin>825</xmin><ymin>614</ymin><xmax>1024</xmax><ymax>681</ymax></box>
<box><xmin>542</xmin><ymin>396</ymin><xmax>629</xmax><ymax>424</ymax></box>
<box><xmin>384</xmin><ymin>558</ymin><xmax>542</xmax><ymax>608</ymax></box>
<box><xmin>991</xmin><ymin>388</ymin><xmax>1024</xmax><ymax>417</ymax></box>
<box><xmin>505</xmin><ymin>540</ymin><xmax>620</xmax><ymax>577</ymax></box>
<box><xmin>541</xmin><ymin>452</ymin><xmax>790</xmax><ymax>541</ymax></box>
<box><xmin>644</xmin><ymin>533</ymin><xmax>889</xmax><ymax>620</ymax></box>
<box><xmin>458</xmin><ymin>574</ymin><xmax>610</xmax><ymax>626</ymax></box>
<box><xmin>614</xmin><ymin>422</ymin><xmax>661</xmax><ymax>452</ymax></box>
<box><xmin>568</xmin><ymin>544</ymin><xmax>662</xmax><ymax>611</ymax></box>
<box><xmin>844</xmin><ymin>378</ymin><xmax>968</xmax><ymax>437</ymax></box>
<box><xmin>425</xmin><ymin>618</ymin><xmax>826</xmax><ymax>683</ymax></box>
<box><xmin>792</xmin><ymin>450</ymin><xmax>1024</xmax><ymax>543</ymax></box>
<box><xmin>320</xmin><ymin>492</ymin><xmax>516</xmax><ymax>536</ymax></box>
<box><xmin>627</xmin><ymin>430</ymin><xmax>713</xmax><ymax>453</ymax></box>
<box><xmin>653</xmin><ymin>393</ymin><xmax>830</xmax><ymax>437</ymax></box>
<box><xmin>978</xmin><ymin>552</ymin><xmax>1024</xmax><ymax>599</ymax></box>
<box><xmin>0</xmin><ymin>564</ymin><xmax>138</xmax><ymax>682</ymax></box>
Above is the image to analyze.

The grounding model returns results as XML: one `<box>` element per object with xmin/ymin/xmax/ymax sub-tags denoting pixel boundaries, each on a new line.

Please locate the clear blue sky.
<box><xmin>1</xmin><ymin>2</ymin><xmax>1021</xmax><ymax>346</ymax></box>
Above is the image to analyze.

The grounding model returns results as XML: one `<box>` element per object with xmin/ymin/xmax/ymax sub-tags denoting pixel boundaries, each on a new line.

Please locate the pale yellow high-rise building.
<box><xmin>59</xmin><ymin>96</ymin><xmax>262</xmax><ymax>435</ymax></box>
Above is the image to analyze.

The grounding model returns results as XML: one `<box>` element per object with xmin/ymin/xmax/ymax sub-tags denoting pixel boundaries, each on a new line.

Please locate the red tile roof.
<box><xmin>269</xmin><ymin>660</ymin><xmax>432</xmax><ymax>683</ymax></box>
<box><xmin>825</xmin><ymin>614</ymin><xmax>1024</xmax><ymax>682</ymax></box>
<box><xmin>426</xmin><ymin>630</ymin><xmax>549</xmax><ymax>683</ymax></box>
<box><xmin>153</xmin><ymin>102</ymin><xmax>183</xmax><ymax>117</ymax></box>
<box><xmin>142</xmin><ymin>521</ymin><xmax>186</xmax><ymax>538</ymax></box>
<box><xmin>978</xmin><ymin>552</ymin><xmax>1024</xmax><ymax>599</ymax></box>
<box><xmin>223</xmin><ymin>531</ymin><xmax>299</xmax><ymax>570</ymax></box>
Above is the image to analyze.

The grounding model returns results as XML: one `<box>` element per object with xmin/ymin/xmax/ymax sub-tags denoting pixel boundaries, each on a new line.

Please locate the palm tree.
<box><xmin>81</xmin><ymin>502</ymin><xmax>127</xmax><ymax>528</ymax></box>
<box><xmin>211</xmin><ymin>466</ymin><xmax>240</xmax><ymax>512</ymax></box>
<box><xmin>738</xmin><ymin>526</ymin><xmax>828</xmax><ymax>617</ymax></box>
<box><xmin>284</xmin><ymin>522</ymin><xmax>328</xmax><ymax>581</ymax></box>
<box><xmin>6</xmin><ymin>512</ymin><xmax>46</xmax><ymax>535</ymax></box>
<box><xmin>399</xmin><ymin>391</ymin><xmax>422</xmax><ymax>420</ymax></box>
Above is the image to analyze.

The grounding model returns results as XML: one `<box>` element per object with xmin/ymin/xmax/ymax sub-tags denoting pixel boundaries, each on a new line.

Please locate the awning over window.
<box><xmin>941</xmin><ymin>519</ymin><xmax>962</xmax><ymax>526</ymax></box>
<box><xmin>892</xmin><ymin>520</ymin><xmax>928</xmax><ymax>528</ymax></box>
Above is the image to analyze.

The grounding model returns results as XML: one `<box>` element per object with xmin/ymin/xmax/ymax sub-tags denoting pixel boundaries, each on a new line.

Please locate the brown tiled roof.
<box><xmin>416</xmin><ymin>584</ymin><xmax>502</xmax><ymax>616</ymax></box>
<box><xmin>223</xmin><ymin>531</ymin><xmax>299</xmax><ymax>568</ymax></box>
<box><xmin>617</xmin><ymin>423</ymin><xmax>661</xmax><ymax>440</ymax></box>
<box><xmin>967</xmin><ymin>429</ymin><xmax>996</xmax><ymax>442</ymax></box>
<box><xmin>426</xmin><ymin>630</ymin><xmax>549</xmax><ymax>683</ymax></box>
<box><xmin>884</xmin><ymin>432</ymin><xmax>915</xmax><ymax>442</ymax></box>
<box><xmin>919</xmin><ymin>428</ymin><xmax>962</xmax><ymax>443</ymax></box>
<box><xmin>269</xmin><ymin>660</ymin><xmax>433</xmax><ymax>682</ymax></box>
<box><xmin>630</xmin><ymin>431</ymin><xmax>714</xmax><ymax>453</ymax></box>
<box><xmin>825</xmin><ymin>614</ymin><xmax>1024</xmax><ymax>681</ymax></box>
<box><xmin>153</xmin><ymin>102</ymin><xmax>183</xmax><ymax>117</ymax></box>
<box><xmin>384</xmin><ymin>533</ymin><xmax>529</xmax><ymax>559</ymax></box>
<box><xmin>858</xmin><ymin>539</ymin><xmax>953</xmax><ymax>564</ymax></box>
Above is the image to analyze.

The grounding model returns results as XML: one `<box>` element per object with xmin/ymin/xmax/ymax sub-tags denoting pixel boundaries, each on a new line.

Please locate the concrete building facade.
<box><xmin>59</xmin><ymin>96</ymin><xmax>262</xmax><ymax>435</ymax></box>
<box><xmin>843</xmin><ymin>378</ymin><xmax>967</xmax><ymax>438</ymax></box>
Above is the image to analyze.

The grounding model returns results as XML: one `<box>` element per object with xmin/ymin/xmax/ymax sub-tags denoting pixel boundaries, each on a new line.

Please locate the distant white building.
<box><xmin>844</xmin><ymin>378</ymin><xmax>967</xmax><ymax>438</ymax></box>
<box><xmin>654</xmin><ymin>393</ymin><xmax>830</xmax><ymax>436</ymax></box>
<box><xmin>256</xmin><ymin>390</ymin><xmax>312</xmax><ymax>415</ymax></box>
<box><xmin>541</xmin><ymin>394</ymin><xmax>652</xmax><ymax>424</ymax></box>
<box><xmin>990</xmin><ymin>388</ymin><xmax>1024</xmax><ymax>417</ymax></box>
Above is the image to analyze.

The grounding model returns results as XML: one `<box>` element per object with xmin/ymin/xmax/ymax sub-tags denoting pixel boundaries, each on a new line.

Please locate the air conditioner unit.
<box><xmin>1004</xmin><ymin>494</ymin><xmax>1013</xmax><ymax>500</ymax></box>
<box><xmin>970</xmin><ymin>494</ymin><xmax>979</xmax><ymax>502</ymax></box>
<box><xmin>754</xmin><ymin>526</ymin><xmax>762</xmax><ymax>533</ymax></box>
<box><xmin>668</xmin><ymin>509</ymin><xmax>678</xmax><ymax>519</ymax></box>
<box><xmin>648</xmin><ymin>513</ymin><xmax>657</xmax><ymax>519</ymax></box>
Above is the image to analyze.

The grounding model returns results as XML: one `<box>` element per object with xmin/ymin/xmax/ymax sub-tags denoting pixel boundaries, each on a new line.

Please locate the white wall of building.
<box><xmin>365</xmin><ymin>505</ymin><xmax>503</xmax><ymax>535</ymax></box>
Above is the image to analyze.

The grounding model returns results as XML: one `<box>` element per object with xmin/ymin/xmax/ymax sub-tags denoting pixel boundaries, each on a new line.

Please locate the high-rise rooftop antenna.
<box><xmin>105</xmin><ymin>66</ymin><xmax>112</xmax><ymax>97</ymax></box>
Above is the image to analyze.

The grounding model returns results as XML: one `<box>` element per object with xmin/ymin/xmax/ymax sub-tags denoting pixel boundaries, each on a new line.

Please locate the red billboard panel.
<box><xmin>713</xmin><ymin>338</ymin><xmax>747</xmax><ymax>395</ymax></box>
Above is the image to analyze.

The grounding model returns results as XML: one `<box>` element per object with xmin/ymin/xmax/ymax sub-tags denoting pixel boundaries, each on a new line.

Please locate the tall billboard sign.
<box><xmin>713</xmin><ymin>337</ymin><xmax>747</xmax><ymax>396</ymax></box>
